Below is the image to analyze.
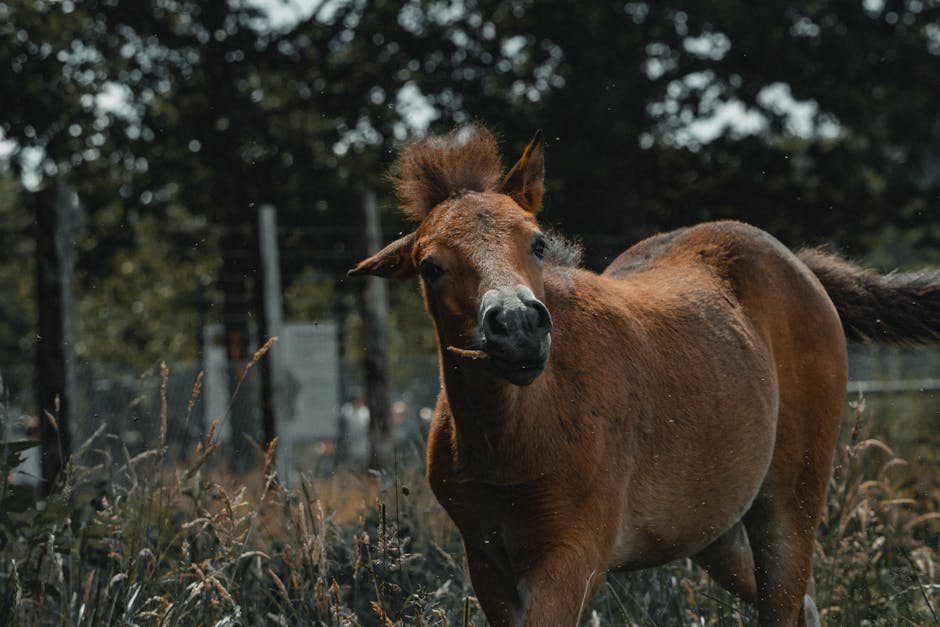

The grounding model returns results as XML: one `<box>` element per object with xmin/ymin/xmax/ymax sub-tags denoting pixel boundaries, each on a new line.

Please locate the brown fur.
<box><xmin>391</xmin><ymin>125</ymin><xmax>504</xmax><ymax>222</ymax></box>
<box><xmin>351</xmin><ymin>128</ymin><xmax>940</xmax><ymax>627</ymax></box>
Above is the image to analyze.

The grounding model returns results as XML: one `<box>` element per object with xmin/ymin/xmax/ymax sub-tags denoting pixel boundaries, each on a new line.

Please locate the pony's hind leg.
<box><xmin>691</xmin><ymin>520</ymin><xmax>757</xmax><ymax>603</ymax></box>
<box><xmin>742</xmin><ymin>495</ymin><xmax>818</xmax><ymax>626</ymax></box>
<box><xmin>694</xmin><ymin>515</ymin><xmax>822</xmax><ymax>627</ymax></box>
<box><xmin>741</xmin><ymin>377</ymin><xmax>841</xmax><ymax>625</ymax></box>
<box><xmin>742</xmin><ymin>422</ymin><xmax>836</xmax><ymax>627</ymax></box>
<box><xmin>803</xmin><ymin>593</ymin><xmax>822</xmax><ymax>627</ymax></box>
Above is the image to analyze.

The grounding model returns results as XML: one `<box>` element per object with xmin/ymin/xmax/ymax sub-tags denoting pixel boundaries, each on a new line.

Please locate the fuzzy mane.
<box><xmin>545</xmin><ymin>230</ymin><xmax>583</xmax><ymax>268</ymax></box>
<box><xmin>392</xmin><ymin>125</ymin><xmax>504</xmax><ymax>222</ymax></box>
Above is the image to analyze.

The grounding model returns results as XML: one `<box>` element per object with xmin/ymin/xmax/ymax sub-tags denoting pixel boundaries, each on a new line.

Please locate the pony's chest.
<box><xmin>439</xmin><ymin>478</ymin><xmax>566</xmax><ymax>556</ymax></box>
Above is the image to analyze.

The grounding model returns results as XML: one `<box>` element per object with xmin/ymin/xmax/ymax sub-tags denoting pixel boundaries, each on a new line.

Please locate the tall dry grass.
<box><xmin>1</xmin><ymin>366</ymin><xmax>938</xmax><ymax>626</ymax></box>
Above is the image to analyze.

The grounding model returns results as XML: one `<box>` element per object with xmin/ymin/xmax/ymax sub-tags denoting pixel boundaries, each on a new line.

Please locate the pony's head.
<box><xmin>349</xmin><ymin>126</ymin><xmax>555</xmax><ymax>385</ymax></box>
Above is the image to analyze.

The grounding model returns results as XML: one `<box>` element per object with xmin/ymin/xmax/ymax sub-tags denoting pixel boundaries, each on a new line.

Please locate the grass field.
<box><xmin>1</xmin><ymin>373</ymin><xmax>939</xmax><ymax>626</ymax></box>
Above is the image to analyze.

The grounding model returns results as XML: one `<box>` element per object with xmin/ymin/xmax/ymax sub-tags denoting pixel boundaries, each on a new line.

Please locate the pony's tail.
<box><xmin>798</xmin><ymin>248</ymin><xmax>940</xmax><ymax>345</ymax></box>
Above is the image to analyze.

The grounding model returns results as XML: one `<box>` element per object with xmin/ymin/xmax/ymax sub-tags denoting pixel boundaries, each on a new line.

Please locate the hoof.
<box><xmin>804</xmin><ymin>593</ymin><xmax>822</xmax><ymax>627</ymax></box>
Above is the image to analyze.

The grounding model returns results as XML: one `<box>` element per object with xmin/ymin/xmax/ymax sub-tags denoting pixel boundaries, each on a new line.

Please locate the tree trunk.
<box><xmin>358</xmin><ymin>190</ymin><xmax>393</xmax><ymax>472</ymax></box>
<box><xmin>34</xmin><ymin>182</ymin><xmax>77</xmax><ymax>494</ymax></box>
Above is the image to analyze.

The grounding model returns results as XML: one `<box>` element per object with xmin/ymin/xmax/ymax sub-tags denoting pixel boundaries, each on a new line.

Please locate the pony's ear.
<box><xmin>348</xmin><ymin>233</ymin><xmax>416</xmax><ymax>279</ymax></box>
<box><xmin>499</xmin><ymin>129</ymin><xmax>545</xmax><ymax>214</ymax></box>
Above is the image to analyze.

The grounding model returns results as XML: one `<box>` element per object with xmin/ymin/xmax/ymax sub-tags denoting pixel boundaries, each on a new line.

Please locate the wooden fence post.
<box><xmin>358</xmin><ymin>190</ymin><xmax>393</xmax><ymax>472</ymax></box>
<box><xmin>34</xmin><ymin>181</ymin><xmax>77</xmax><ymax>494</ymax></box>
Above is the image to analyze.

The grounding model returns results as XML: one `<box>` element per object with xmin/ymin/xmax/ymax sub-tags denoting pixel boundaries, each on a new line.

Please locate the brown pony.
<box><xmin>350</xmin><ymin>126</ymin><xmax>940</xmax><ymax>626</ymax></box>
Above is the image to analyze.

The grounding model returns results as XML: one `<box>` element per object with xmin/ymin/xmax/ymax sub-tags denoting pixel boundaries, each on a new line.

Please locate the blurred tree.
<box><xmin>88</xmin><ymin>0</ymin><xmax>278</xmax><ymax>469</ymax></box>
<box><xmin>0</xmin><ymin>0</ymin><xmax>116</xmax><ymax>489</ymax></box>
<box><xmin>0</xmin><ymin>1</ymin><xmax>111</xmax><ymax>178</ymax></box>
<box><xmin>0</xmin><ymin>177</ymin><xmax>33</xmax><ymax>367</ymax></box>
<box><xmin>3</xmin><ymin>0</ymin><xmax>939</xmax><ymax>480</ymax></box>
<box><xmin>458</xmin><ymin>0</ymin><xmax>940</xmax><ymax>266</ymax></box>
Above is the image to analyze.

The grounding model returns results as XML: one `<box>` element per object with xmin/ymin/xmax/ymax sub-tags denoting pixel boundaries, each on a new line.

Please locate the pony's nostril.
<box><xmin>524</xmin><ymin>306</ymin><xmax>540</xmax><ymax>329</ymax></box>
<box><xmin>532</xmin><ymin>301</ymin><xmax>552</xmax><ymax>333</ymax></box>
<box><xmin>483</xmin><ymin>308</ymin><xmax>509</xmax><ymax>338</ymax></box>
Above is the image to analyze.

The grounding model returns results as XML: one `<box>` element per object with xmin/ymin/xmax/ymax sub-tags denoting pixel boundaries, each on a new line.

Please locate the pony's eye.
<box><xmin>420</xmin><ymin>259</ymin><xmax>445</xmax><ymax>283</ymax></box>
<box><xmin>532</xmin><ymin>234</ymin><xmax>548</xmax><ymax>261</ymax></box>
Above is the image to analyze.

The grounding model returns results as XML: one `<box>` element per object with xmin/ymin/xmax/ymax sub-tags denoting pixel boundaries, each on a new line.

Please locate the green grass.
<box><xmin>1</xmin><ymin>375</ymin><xmax>938</xmax><ymax>626</ymax></box>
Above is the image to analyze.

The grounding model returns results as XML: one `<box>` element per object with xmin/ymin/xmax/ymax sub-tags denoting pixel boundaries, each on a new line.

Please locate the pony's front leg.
<box><xmin>465</xmin><ymin>543</ymin><xmax>523</xmax><ymax>626</ymax></box>
<box><xmin>516</xmin><ymin>548</ymin><xmax>606</xmax><ymax>627</ymax></box>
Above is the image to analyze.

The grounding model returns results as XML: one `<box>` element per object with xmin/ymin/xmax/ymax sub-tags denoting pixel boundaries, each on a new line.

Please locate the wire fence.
<box><xmin>0</xmin><ymin>350</ymin><xmax>440</xmax><ymax>482</ymax></box>
<box><xmin>1</xmin><ymin>344</ymin><xmax>938</xmax><ymax>483</ymax></box>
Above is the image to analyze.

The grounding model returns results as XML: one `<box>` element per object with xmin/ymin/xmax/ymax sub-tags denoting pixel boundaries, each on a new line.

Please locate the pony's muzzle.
<box><xmin>479</xmin><ymin>286</ymin><xmax>552</xmax><ymax>385</ymax></box>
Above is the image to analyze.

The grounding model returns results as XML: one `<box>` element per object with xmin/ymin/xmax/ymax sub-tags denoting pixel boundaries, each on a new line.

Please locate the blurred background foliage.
<box><xmin>1</xmin><ymin>0</ymin><xmax>939</xmax><ymax>371</ymax></box>
<box><xmin>2</xmin><ymin>3</ymin><xmax>939</xmax><ymax>622</ymax></box>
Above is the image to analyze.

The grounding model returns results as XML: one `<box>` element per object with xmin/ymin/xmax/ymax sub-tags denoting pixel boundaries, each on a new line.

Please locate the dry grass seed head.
<box><xmin>206</xmin><ymin>417</ymin><xmax>219</xmax><ymax>447</ymax></box>
<box><xmin>239</xmin><ymin>336</ymin><xmax>278</xmax><ymax>384</ymax></box>
<box><xmin>209</xmin><ymin>575</ymin><xmax>236</xmax><ymax>608</ymax></box>
<box><xmin>160</xmin><ymin>361</ymin><xmax>168</xmax><ymax>448</ymax></box>
<box><xmin>188</xmin><ymin>370</ymin><xmax>204</xmax><ymax>414</ymax></box>
<box><xmin>269</xmin><ymin>568</ymin><xmax>290</xmax><ymax>601</ymax></box>
<box><xmin>904</xmin><ymin>512</ymin><xmax>940</xmax><ymax>536</ymax></box>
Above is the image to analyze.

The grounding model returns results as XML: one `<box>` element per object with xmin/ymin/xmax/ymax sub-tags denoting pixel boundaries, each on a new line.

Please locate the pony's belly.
<box><xmin>606</xmin><ymin>475</ymin><xmax>763</xmax><ymax>572</ymax></box>
<box><xmin>606</xmin><ymin>515</ymin><xmax>736</xmax><ymax>571</ymax></box>
<box><xmin>606</xmin><ymin>528</ymin><xmax>700</xmax><ymax>571</ymax></box>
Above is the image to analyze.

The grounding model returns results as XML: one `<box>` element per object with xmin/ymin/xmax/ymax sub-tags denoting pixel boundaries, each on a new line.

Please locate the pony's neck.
<box><xmin>438</xmin><ymin>348</ymin><xmax>531</xmax><ymax>432</ymax></box>
<box><xmin>437</xmin><ymin>267</ymin><xmax>606</xmax><ymax>482</ymax></box>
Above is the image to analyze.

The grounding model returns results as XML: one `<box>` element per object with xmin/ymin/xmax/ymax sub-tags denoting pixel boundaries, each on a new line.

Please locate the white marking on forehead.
<box><xmin>439</xmin><ymin>192</ymin><xmax>503</xmax><ymax>230</ymax></box>
<box><xmin>471</xmin><ymin>241</ymin><xmax>517</xmax><ymax>290</ymax></box>
<box><xmin>433</xmin><ymin>192</ymin><xmax>529</xmax><ymax>289</ymax></box>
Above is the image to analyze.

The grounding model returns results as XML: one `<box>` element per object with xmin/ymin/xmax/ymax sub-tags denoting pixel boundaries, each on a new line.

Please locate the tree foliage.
<box><xmin>0</xmin><ymin>0</ymin><xmax>938</xmax><ymax>371</ymax></box>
